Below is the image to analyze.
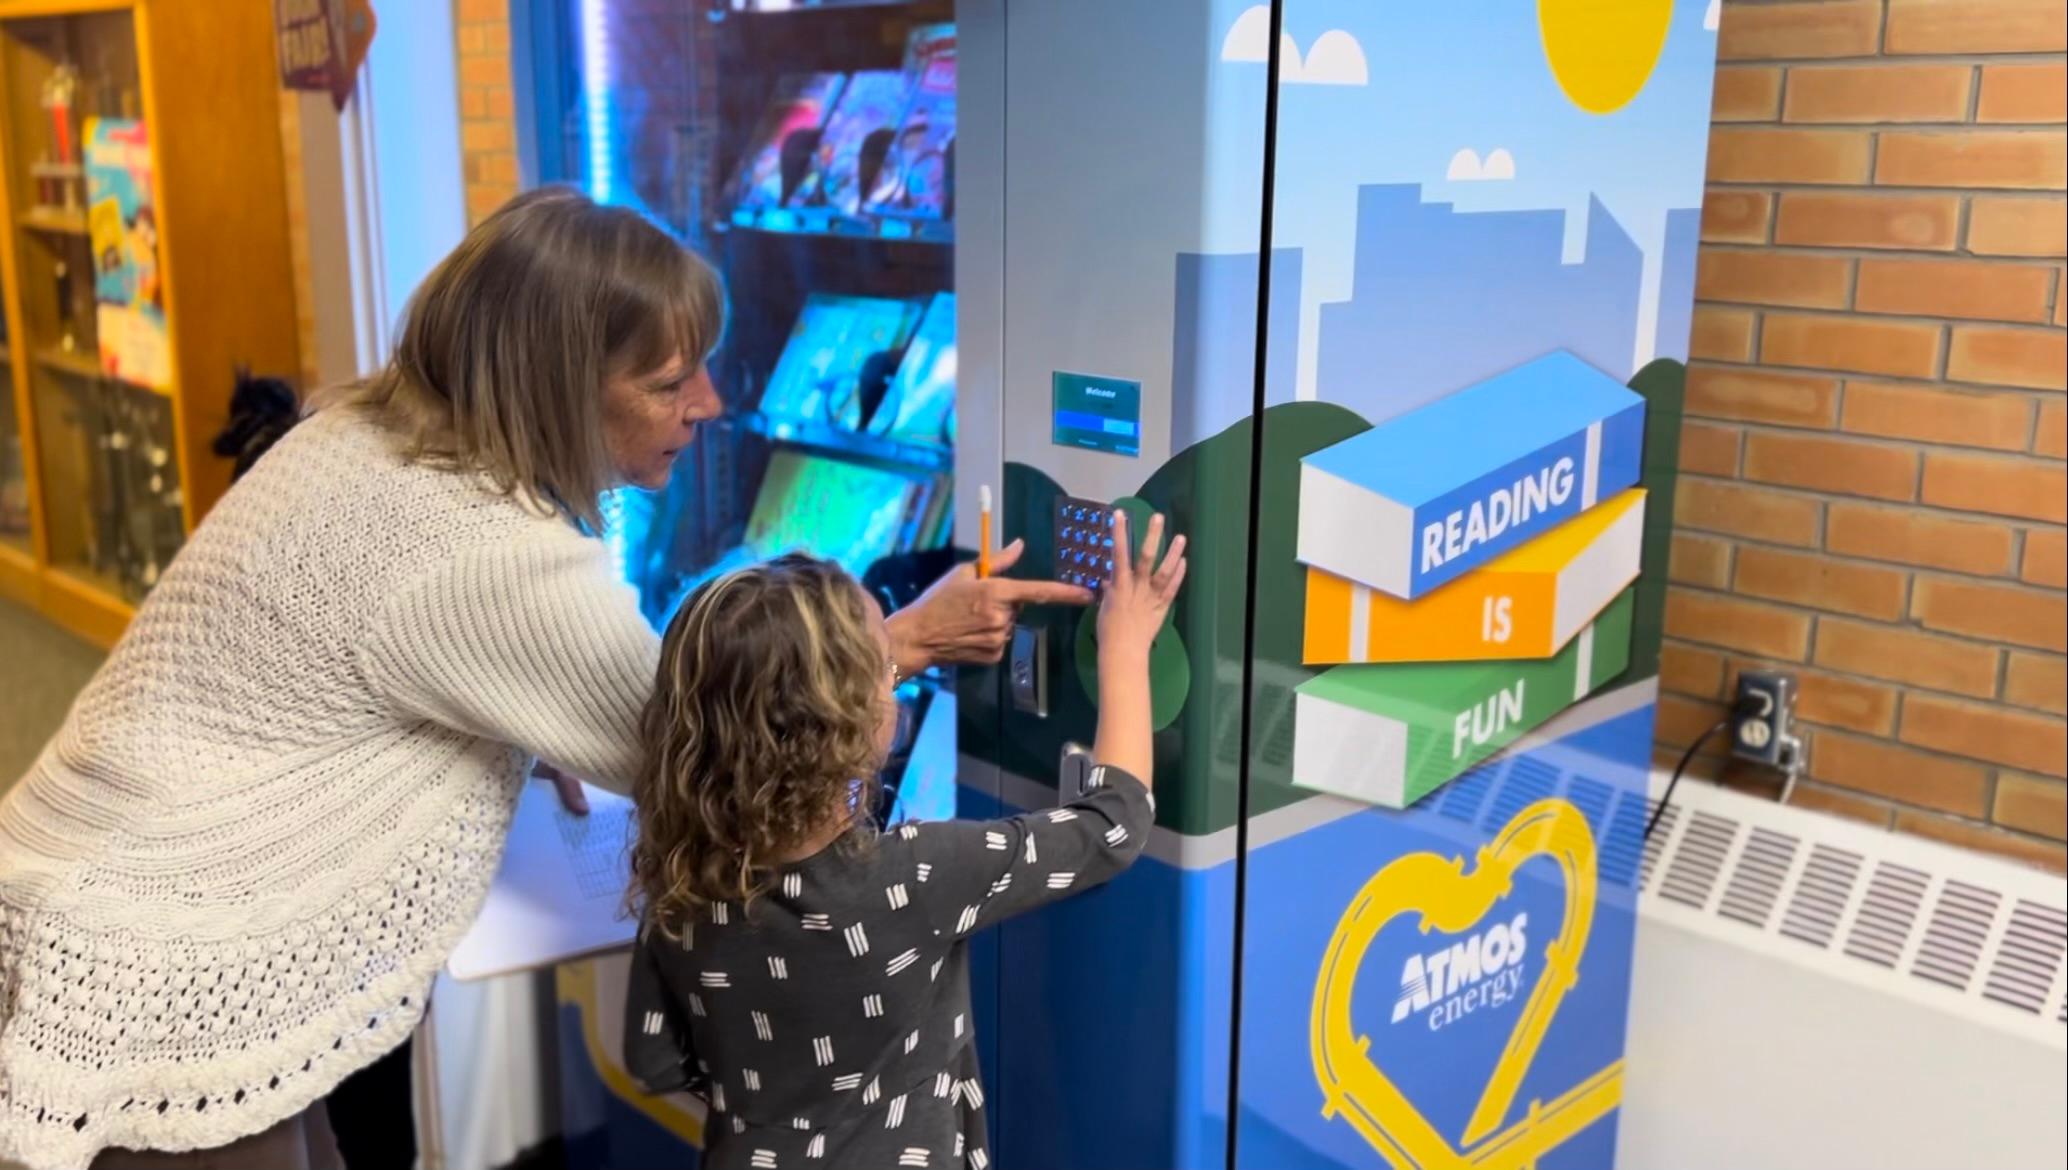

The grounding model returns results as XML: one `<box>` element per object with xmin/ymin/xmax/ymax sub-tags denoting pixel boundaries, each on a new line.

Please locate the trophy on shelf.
<box><xmin>36</xmin><ymin>64</ymin><xmax>87</xmax><ymax>214</ymax></box>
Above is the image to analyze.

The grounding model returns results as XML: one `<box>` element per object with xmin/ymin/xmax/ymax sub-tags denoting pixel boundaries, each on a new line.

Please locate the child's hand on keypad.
<box><xmin>1097</xmin><ymin>511</ymin><xmax>1186</xmax><ymax>666</ymax></box>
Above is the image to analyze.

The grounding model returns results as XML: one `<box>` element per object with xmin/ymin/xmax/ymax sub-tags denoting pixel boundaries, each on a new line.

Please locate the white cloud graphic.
<box><xmin>1221</xmin><ymin>5</ymin><xmax>1271</xmax><ymax>62</ymax></box>
<box><xmin>1704</xmin><ymin>0</ymin><xmax>1721</xmax><ymax>31</ymax></box>
<box><xmin>1289</xmin><ymin>30</ymin><xmax>1369</xmax><ymax>86</ymax></box>
<box><xmin>1446</xmin><ymin>148</ymin><xmax>1517</xmax><ymax>182</ymax></box>
<box><xmin>1220</xmin><ymin>8</ymin><xmax>1369</xmax><ymax>86</ymax></box>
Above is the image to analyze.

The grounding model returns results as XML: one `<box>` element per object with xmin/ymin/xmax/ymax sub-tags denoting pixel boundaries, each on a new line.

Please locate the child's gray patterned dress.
<box><xmin>625</xmin><ymin>767</ymin><xmax>1151</xmax><ymax>1169</ymax></box>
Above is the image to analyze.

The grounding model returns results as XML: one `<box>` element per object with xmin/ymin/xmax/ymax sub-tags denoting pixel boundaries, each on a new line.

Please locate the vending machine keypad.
<box><xmin>1053</xmin><ymin>496</ymin><xmax>1119</xmax><ymax>592</ymax></box>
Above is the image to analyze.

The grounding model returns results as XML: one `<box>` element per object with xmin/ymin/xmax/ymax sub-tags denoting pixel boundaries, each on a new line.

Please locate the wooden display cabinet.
<box><xmin>0</xmin><ymin>0</ymin><xmax>299</xmax><ymax>648</ymax></box>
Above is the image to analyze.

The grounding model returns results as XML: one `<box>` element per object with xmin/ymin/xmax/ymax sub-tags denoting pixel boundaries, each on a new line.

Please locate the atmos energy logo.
<box><xmin>1312</xmin><ymin>800</ymin><xmax>1621</xmax><ymax>1168</ymax></box>
<box><xmin>1390</xmin><ymin>913</ymin><xmax>1529</xmax><ymax>1029</ymax></box>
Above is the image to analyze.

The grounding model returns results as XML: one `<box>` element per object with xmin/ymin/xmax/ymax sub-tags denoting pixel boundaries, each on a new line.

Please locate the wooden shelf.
<box><xmin>32</xmin><ymin>344</ymin><xmax>97</xmax><ymax>379</ymax></box>
<box><xmin>29</xmin><ymin>345</ymin><xmax>170</xmax><ymax>396</ymax></box>
<box><xmin>20</xmin><ymin>204</ymin><xmax>89</xmax><ymax>236</ymax></box>
<box><xmin>42</xmin><ymin>561</ymin><xmax>133</xmax><ymax>648</ymax></box>
<box><xmin>0</xmin><ymin>537</ymin><xmax>35</xmax><ymax>605</ymax></box>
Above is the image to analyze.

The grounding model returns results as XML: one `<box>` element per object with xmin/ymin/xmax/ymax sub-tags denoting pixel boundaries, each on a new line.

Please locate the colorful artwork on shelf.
<box><xmin>85</xmin><ymin>118</ymin><xmax>171</xmax><ymax>391</ymax></box>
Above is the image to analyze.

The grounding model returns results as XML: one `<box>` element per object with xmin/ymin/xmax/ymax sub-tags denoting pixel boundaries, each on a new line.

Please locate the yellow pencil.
<box><xmin>977</xmin><ymin>485</ymin><xmax>993</xmax><ymax>578</ymax></box>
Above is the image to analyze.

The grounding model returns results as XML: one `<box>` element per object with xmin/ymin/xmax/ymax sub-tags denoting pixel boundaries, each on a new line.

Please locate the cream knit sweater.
<box><xmin>0</xmin><ymin>408</ymin><xmax>659</xmax><ymax>1170</ymax></box>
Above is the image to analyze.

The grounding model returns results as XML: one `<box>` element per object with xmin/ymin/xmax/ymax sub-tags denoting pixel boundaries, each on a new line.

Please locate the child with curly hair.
<box><xmin>622</xmin><ymin>513</ymin><xmax>1185</xmax><ymax>1169</ymax></box>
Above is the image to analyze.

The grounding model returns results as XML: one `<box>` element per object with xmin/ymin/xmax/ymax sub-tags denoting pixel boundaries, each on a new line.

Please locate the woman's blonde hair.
<box><xmin>631</xmin><ymin>553</ymin><xmax>889</xmax><ymax>930</ymax></box>
<box><xmin>325</xmin><ymin>186</ymin><xmax>724</xmax><ymax>529</ymax></box>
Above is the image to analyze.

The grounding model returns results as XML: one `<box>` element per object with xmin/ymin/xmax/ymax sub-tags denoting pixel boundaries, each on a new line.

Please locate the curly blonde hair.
<box><xmin>631</xmin><ymin>553</ymin><xmax>889</xmax><ymax>932</ymax></box>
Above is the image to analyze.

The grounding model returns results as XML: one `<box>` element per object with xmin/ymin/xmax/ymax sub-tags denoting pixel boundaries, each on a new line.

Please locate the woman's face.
<box><xmin>601</xmin><ymin>354</ymin><xmax>722</xmax><ymax>490</ymax></box>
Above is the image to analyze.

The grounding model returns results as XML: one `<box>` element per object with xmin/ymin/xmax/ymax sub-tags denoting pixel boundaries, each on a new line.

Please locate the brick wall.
<box><xmin>456</xmin><ymin>0</ymin><xmax>520</xmax><ymax>225</ymax></box>
<box><xmin>1667</xmin><ymin>0</ymin><xmax>2067</xmax><ymax>872</ymax></box>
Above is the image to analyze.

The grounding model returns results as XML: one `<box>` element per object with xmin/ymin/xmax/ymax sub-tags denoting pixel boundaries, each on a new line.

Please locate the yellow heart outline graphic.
<box><xmin>1310</xmin><ymin>798</ymin><xmax>1624</xmax><ymax>1169</ymax></box>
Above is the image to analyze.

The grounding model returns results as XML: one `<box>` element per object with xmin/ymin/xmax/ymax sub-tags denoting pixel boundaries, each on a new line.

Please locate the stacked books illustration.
<box><xmin>1291</xmin><ymin>350</ymin><xmax>1648</xmax><ymax>809</ymax></box>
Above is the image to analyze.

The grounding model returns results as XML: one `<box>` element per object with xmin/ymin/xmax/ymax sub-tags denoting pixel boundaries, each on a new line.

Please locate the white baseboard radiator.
<box><xmin>1619</xmin><ymin>777</ymin><xmax>2065</xmax><ymax>1170</ymax></box>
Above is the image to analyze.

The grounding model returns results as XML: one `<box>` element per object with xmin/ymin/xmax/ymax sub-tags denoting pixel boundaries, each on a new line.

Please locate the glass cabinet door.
<box><xmin>1</xmin><ymin>10</ymin><xmax>180</xmax><ymax>601</ymax></box>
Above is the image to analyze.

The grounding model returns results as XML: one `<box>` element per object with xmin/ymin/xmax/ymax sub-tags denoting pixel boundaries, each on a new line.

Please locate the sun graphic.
<box><xmin>1536</xmin><ymin>0</ymin><xmax>1674</xmax><ymax>114</ymax></box>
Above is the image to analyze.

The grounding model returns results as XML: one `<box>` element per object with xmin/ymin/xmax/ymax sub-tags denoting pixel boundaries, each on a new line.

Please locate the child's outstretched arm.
<box><xmin>1092</xmin><ymin>510</ymin><xmax>1186</xmax><ymax>786</ymax></box>
<box><xmin>906</xmin><ymin>513</ymin><xmax>1185</xmax><ymax>936</ymax></box>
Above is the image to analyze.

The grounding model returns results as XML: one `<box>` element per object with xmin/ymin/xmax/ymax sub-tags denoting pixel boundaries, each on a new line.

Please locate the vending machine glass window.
<box><xmin>533</xmin><ymin>5</ymin><xmax>963</xmax><ymax>1158</ymax></box>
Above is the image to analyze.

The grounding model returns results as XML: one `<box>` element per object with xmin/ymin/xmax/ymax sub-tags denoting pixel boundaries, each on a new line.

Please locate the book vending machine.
<box><xmin>948</xmin><ymin>0</ymin><xmax>1718</xmax><ymax>1167</ymax></box>
<box><xmin>532</xmin><ymin>0</ymin><xmax>1720</xmax><ymax>1167</ymax></box>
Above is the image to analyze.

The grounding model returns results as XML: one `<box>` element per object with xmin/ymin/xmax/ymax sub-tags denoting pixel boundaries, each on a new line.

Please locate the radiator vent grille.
<box><xmin>1635</xmin><ymin>776</ymin><xmax>2066</xmax><ymax>1048</ymax></box>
